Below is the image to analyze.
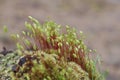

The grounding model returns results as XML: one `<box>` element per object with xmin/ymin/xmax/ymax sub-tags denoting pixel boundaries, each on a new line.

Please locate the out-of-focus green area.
<box><xmin>0</xmin><ymin>0</ymin><xmax>120</xmax><ymax>80</ymax></box>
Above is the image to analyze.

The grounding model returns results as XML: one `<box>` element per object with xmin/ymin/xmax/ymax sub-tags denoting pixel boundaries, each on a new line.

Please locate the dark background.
<box><xmin>0</xmin><ymin>0</ymin><xmax>120</xmax><ymax>80</ymax></box>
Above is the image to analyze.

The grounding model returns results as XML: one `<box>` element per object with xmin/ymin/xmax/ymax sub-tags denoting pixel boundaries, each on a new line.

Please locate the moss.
<box><xmin>0</xmin><ymin>16</ymin><xmax>104</xmax><ymax>80</ymax></box>
<box><xmin>10</xmin><ymin>50</ymin><xmax>89</xmax><ymax>80</ymax></box>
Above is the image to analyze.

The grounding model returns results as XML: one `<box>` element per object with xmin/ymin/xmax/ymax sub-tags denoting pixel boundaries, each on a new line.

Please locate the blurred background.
<box><xmin>0</xmin><ymin>0</ymin><xmax>120</xmax><ymax>80</ymax></box>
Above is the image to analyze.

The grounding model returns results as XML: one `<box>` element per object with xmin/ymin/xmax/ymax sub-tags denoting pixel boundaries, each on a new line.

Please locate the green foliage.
<box><xmin>0</xmin><ymin>16</ymin><xmax>105</xmax><ymax>80</ymax></box>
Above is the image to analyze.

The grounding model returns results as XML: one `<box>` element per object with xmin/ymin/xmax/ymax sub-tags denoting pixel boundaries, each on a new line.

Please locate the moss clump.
<box><xmin>10</xmin><ymin>50</ymin><xmax>89</xmax><ymax>80</ymax></box>
<box><xmin>0</xmin><ymin>16</ymin><xmax>104</xmax><ymax>80</ymax></box>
